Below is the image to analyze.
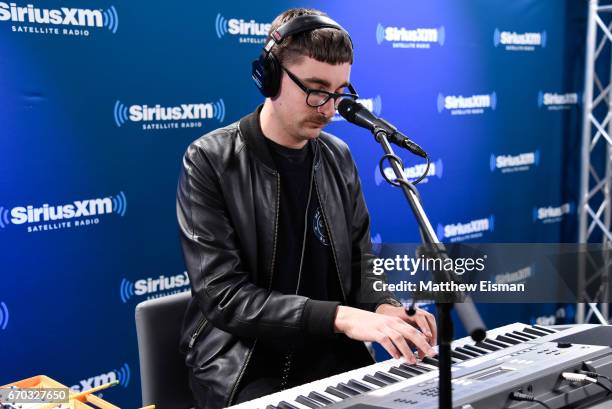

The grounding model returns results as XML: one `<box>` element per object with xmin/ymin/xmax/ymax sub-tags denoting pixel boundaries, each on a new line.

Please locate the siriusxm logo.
<box><xmin>437</xmin><ymin>92</ymin><xmax>496</xmax><ymax>115</ymax></box>
<box><xmin>538</xmin><ymin>91</ymin><xmax>579</xmax><ymax>110</ymax></box>
<box><xmin>375</xmin><ymin>158</ymin><xmax>443</xmax><ymax>186</ymax></box>
<box><xmin>215</xmin><ymin>13</ymin><xmax>270</xmax><ymax>44</ymax></box>
<box><xmin>376</xmin><ymin>23</ymin><xmax>445</xmax><ymax>48</ymax></box>
<box><xmin>114</xmin><ymin>99</ymin><xmax>225</xmax><ymax>131</ymax></box>
<box><xmin>533</xmin><ymin>202</ymin><xmax>574</xmax><ymax>224</ymax></box>
<box><xmin>119</xmin><ymin>272</ymin><xmax>190</xmax><ymax>303</ymax></box>
<box><xmin>0</xmin><ymin>2</ymin><xmax>118</xmax><ymax>36</ymax></box>
<box><xmin>494</xmin><ymin>265</ymin><xmax>533</xmax><ymax>285</ymax></box>
<box><xmin>0</xmin><ymin>301</ymin><xmax>8</xmax><ymax>330</ymax></box>
<box><xmin>490</xmin><ymin>150</ymin><xmax>540</xmax><ymax>173</ymax></box>
<box><xmin>436</xmin><ymin>216</ymin><xmax>495</xmax><ymax>242</ymax></box>
<box><xmin>333</xmin><ymin>95</ymin><xmax>382</xmax><ymax>121</ymax></box>
<box><xmin>0</xmin><ymin>191</ymin><xmax>127</xmax><ymax>233</ymax></box>
<box><xmin>494</xmin><ymin>28</ymin><xmax>546</xmax><ymax>51</ymax></box>
<box><xmin>71</xmin><ymin>363</ymin><xmax>130</xmax><ymax>392</ymax></box>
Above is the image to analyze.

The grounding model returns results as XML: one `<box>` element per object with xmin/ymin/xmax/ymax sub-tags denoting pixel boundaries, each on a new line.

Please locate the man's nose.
<box><xmin>318</xmin><ymin>97</ymin><xmax>336</xmax><ymax>118</ymax></box>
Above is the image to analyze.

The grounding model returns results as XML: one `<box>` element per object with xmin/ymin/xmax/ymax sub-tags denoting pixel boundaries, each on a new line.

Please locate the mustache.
<box><xmin>306</xmin><ymin>117</ymin><xmax>330</xmax><ymax>126</ymax></box>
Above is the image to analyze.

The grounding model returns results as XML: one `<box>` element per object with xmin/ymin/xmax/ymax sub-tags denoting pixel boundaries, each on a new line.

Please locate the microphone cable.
<box><xmin>378</xmin><ymin>154</ymin><xmax>430</xmax><ymax>187</ymax></box>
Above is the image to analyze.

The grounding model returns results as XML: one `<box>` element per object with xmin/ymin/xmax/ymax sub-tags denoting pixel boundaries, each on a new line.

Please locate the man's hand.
<box><xmin>375</xmin><ymin>304</ymin><xmax>437</xmax><ymax>347</ymax></box>
<box><xmin>334</xmin><ymin>306</ymin><xmax>436</xmax><ymax>363</ymax></box>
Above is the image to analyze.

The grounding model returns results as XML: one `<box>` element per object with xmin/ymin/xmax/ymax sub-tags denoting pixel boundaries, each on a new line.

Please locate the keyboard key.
<box><xmin>374</xmin><ymin>371</ymin><xmax>401</xmax><ymax>383</ymax></box>
<box><xmin>455</xmin><ymin>347</ymin><xmax>480</xmax><ymax>357</ymax></box>
<box><xmin>422</xmin><ymin>356</ymin><xmax>439</xmax><ymax>366</ymax></box>
<box><xmin>504</xmin><ymin>332</ymin><xmax>530</xmax><ymax>342</ymax></box>
<box><xmin>484</xmin><ymin>338</ymin><xmax>511</xmax><ymax>348</ymax></box>
<box><xmin>363</xmin><ymin>374</ymin><xmax>389</xmax><ymax>387</ymax></box>
<box><xmin>336</xmin><ymin>383</ymin><xmax>361</xmax><ymax>396</ymax></box>
<box><xmin>532</xmin><ymin>325</ymin><xmax>556</xmax><ymax>334</ymax></box>
<box><xmin>389</xmin><ymin>366</ymin><xmax>415</xmax><ymax>379</ymax></box>
<box><xmin>348</xmin><ymin>379</ymin><xmax>374</xmax><ymax>392</ymax></box>
<box><xmin>496</xmin><ymin>335</ymin><xmax>520</xmax><ymax>345</ymax></box>
<box><xmin>416</xmin><ymin>364</ymin><xmax>434</xmax><ymax>372</ymax></box>
<box><xmin>476</xmin><ymin>340</ymin><xmax>501</xmax><ymax>351</ymax></box>
<box><xmin>451</xmin><ymin>350</ymin><xmax>473</xmax><ymax>360</ymax></box>
<box><xmin>399</xmin><ymin>363</ymin><xmax>427</xmax><ymax>375</ymax></box>
<box><xmin>295</xmin><ymin>395</ymin><xmax>323</xmax><ymax>408</ymax></box>
<box><xmin>513</xmin><ymin>330</ymin><xmax>537</xmax><ymax>340</ymax></box>
<box><xmin>277</xmin><ymin>402</ymin><xmax>300</xmax><ymax>409</ymax></box>
<box><xmin>325</xmin><ymin>386</ymin><xmax>351</xmax><ymax>399</ymax></box>
<box><xmin>463</xmin><ymin>344</ymin><xmax>489</xmax><ymax>355</ymax></box>
<box><xmin>308</xmin><ymin>391</ymin><xmax>335</xmax><ymax>405</ymax></box>
<box><xmin>523</xmin><ymin>327</ymin><xmax>549</xmax><ymax>337</ymax></box>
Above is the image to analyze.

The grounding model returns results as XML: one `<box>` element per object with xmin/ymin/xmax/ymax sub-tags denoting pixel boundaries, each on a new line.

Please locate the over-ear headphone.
<box><xmin>251</xmin><ymin>14</ymin><xmax>352</xmax><ymax>98</ymax></box>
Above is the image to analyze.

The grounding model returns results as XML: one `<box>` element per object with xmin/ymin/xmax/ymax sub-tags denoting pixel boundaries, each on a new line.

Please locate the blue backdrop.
<box><xmin>0</xmin><ymin>0</ymin><xmax>587</xmax><ymax>407</ymax></box>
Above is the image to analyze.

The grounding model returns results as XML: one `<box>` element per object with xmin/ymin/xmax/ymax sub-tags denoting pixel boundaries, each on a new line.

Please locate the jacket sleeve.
<box><xmin>177</xmin><ymin>141</ymin><xmax>338</xmax><ymax>341</ymax></box>
<box><xmin>346</xmin><ymin>149</ymin><xmax>402</xmax><ymax>312</ymax></box>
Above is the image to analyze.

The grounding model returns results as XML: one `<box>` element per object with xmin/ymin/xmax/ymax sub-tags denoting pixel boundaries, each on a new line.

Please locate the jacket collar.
<box><xmin>239</xmin><ymin>104</ymin><xmax>321</xmax><ymax>172</ymax></box>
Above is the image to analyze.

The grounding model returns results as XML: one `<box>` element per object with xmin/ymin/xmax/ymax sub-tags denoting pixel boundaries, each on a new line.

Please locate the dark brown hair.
<box><xmin>269</xmin><ymin>8</ymin><xmax>353</xmax><ymax>66</ymax></box>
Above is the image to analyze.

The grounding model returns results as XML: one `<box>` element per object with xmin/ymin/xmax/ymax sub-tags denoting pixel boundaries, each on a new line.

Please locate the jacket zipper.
<box><xmin>313</xmin><ymin>175</ymin><xmax>347</xmax><ymax>304</ymax></box>
<box><xmin>227</xmin><ymin>171</ymin><xmax>281</xmax><ymax>406</ymax></box>
<box><xmin>188</xmin><ymin>317</ymin><xmax>208</xmax><ymax>350</ymax></box>
<box><xmin>280</xmin><ymin>162</ymin><xmax>315</xmax><ymax>390</ymax></box>
<box><xmin>295</xmin><ymin>166</ymin><xmax>315</xmax><ymax>293</ymax></box>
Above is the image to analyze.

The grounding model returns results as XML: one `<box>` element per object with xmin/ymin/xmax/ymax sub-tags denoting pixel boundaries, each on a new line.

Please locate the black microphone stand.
<box><xmin>371</xmin><ymin>126</ymin><xmax>486</xmax><ymax>409</ymax></box>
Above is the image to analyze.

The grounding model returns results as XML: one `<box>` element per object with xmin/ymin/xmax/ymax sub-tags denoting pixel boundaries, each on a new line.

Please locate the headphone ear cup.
<box><xmin>264</xmin><ymin>52</ymin><xmax>282</xmax><ymax>98</ymax></box>
<box><xmin>252</xmin><ymin>54</ymin><xmax>268</xmax><ymax>97</ymax></box>
<box><xmin>251</xmin><ymin>52</ymin><xmax>281</xmax><ymax>98</ymax></box>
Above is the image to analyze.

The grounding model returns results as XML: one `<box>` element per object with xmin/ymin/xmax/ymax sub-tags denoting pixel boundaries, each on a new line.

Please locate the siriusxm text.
<box><xmin>129</xmin><ymin>104</ymin><xmax>214</xmax><ymax>121</ymax></box>
<box><xmin>0</xmin><ymin>3</ymin><xmax>103</xmax><ymax>27</ymax></box>
<box><xmin>227</xmin><ymin>18</ymin><xmax>270</xmax><ymax>36</ymax></box>
<box><xmin>444</xmin><ymin>218</ymin><xmax>490</xmax><ymax>238</ymax></box>
<box><xmin>11</xmin><ymin>198</ymin><xmax>112</xmax><ymax>224</ymax></box>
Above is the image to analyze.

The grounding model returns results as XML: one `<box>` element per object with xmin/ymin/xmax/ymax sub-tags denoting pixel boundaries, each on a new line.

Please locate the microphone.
<box><xmin>337</xmin><ymin>99</ymin><xmax>428</xmax><ymax>158</ymax></box>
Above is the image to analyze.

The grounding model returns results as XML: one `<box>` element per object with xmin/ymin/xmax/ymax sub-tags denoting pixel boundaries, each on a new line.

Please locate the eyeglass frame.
<box><xmin>280</xmin><ymin>65</ymin><xmax>359</xmax><ymax>108</ymax></box>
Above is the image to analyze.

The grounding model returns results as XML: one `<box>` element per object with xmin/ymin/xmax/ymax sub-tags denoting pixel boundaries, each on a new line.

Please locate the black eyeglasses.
<box><xmin>281</xmin><ymin>65</ymin><xmax>359</xmax><ymax>108</ymax></box>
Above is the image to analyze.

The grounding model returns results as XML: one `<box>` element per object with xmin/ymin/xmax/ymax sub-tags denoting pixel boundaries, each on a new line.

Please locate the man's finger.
<box><xmin>414</xmin><ymin>314</ymin><xmax>433</xmax><ymax>341</ymax></box>
<box><xmin>386</xmin><ymin>328</ymin><xmax>416</xmax><ymax>364</ymax></box>
<box><xmin>394</xmin><ymin>322</ymin><xmax>436</xmax><ymax>358</ymax></box>
<box><xmin>424</xmin><ymin>312</ymin><xmax>437</xmax><ymax>346</ymax></box>
<box><xmin>377</xmin><ymin>333</ymin><xmax>401</xmax><ymax>360</ymax></box>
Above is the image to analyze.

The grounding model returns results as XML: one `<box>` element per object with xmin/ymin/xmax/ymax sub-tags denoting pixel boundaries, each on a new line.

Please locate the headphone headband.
<box><xmin>273</xmin><ymin>15</ymin><xmax>348</xmax><ymax>43</ymax></box>
<box><xmin>263</xmin><ymin>15</ymin><xmax>351</xmax><ymax>53</ymax></box>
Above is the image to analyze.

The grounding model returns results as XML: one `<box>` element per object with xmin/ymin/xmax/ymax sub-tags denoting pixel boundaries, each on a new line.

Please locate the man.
<box><xmin>176</xmin><ymin>8</ymin><xmax>437</xmax><ymax>409</ymax></box>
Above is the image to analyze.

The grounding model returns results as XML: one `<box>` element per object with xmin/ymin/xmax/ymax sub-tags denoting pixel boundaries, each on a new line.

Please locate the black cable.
<box><xmin>579</xmin><ymin>369</ymin><xmax>612</xmax><ymax>385</ymax></box>
<box><xmin>533</xmin><ymin>399</ymin><xmax>553</xmax><ymax>409</ymax></box>
<box><xmin>510</xmin><ymin>391</ymin><xmax>552</xmax><ymax>409</ymax></box>
<box><xmin>596</xmin><ymin>380</ymin><xmax>612</xmax><ymax>394</ymax></box>
<box><xmin>395</xmin><ymin>178</ymin><xmax>422</xmax><ymax>200</ymax></box>
<box><xmin>377</xmin><ymin>153</ymin><xmax>430</xmax><ymax>187</ymax></box>
<box><xmin>412</xmin><ymin>155</ymin><xmax>430</xmax><ymax>185</ymax></box>
<box><xmin>378</xmin><ymin>153</ymin><xmax>404</xmax><ymax>187</ymax></box>
<box><xmin>562</xmin><ymin>372</ymin><xmax>612</xmax><ymax>394</ymax></box>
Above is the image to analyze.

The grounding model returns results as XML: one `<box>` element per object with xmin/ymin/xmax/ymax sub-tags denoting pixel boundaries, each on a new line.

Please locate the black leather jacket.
<box><xmin>176</xmin><ymin>108</ymin><xmax>398</xmax><ymax>408</ymax></box>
